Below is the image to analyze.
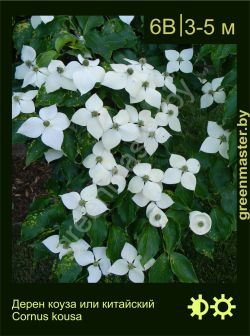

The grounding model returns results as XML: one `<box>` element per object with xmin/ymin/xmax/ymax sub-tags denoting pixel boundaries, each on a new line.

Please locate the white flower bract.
<box><xmin>60</xmin><ymin>184</ymin><xmax>108</xmax><ymax>223</ymax></box>
<box><xmin>189</xmin><ymin>211</ymin><xmax>212</xmax><ymax>235</ymax></box>
<box><xmin>200</xmin><ymin>121</ymin><xmax>230</xmax><ymax>159</ymax></box>
<box><xmin>17</xmin><ymin>104</ymin><xmax>70</xmax><ymax>150</ymax></box>
<box><xmin>31</xmin><ymin>16</ymin><xmax>54</xmax><ymax>29</ymax></box>
<box><xmin>71</xmin><ymin>93</ymin><xmax>112</xmax><ymax>140</ymax></box>
<box><xmin>165</xmin><ymin>48</ymin><xmax>193</xmax><ymax>73</ymax></box>
<box><xmin>12</xmin><ymin>90</ymin><xmax>38</xmax><ymax>119</ymax></box>
<box><xmin>109</xmin><ymin>243</ymin><xmax>155</xmax><ymax>283</ymax></box>
<box><xmin>162</xmin><ymin>154</ymin><xmax>200</xmax><ymax>191</ymax></box>
<box><xmin>200</xmin><ymin>77</ymin><xmax>226</xmax><ymax>108</ymax></box>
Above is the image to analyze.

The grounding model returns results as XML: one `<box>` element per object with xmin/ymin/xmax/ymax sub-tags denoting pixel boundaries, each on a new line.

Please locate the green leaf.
<box><xmin>32</xmin><ymin>240</ymin><xmax>51</xmax><ymax>262</ymax></box>
<box><xmin>36</xmin><ymin>86</ymin><xmax>90</xmax><ymax>107</ymax></box>
<box><xmin>55</xmin><ymin>254</ymin><xmax>81</xmax><ymax>283</ymax></box>
<box><xmin>36</xmin><ymin>50</ymin><xmax>58</xmax><ymax>67</ymax></box>
<box><xmin>59</xmin><ymin>215</ymin><xmax>86</xmax><ymax>242</ymax></box>
<box><xmin>137</xmin><ymin>224</ymin><xmax>160</xmax><ymax>265</ymax></box>
<box><xmin>162</xmin><ymin>219</ymin><xmax>181</xmax><ymax>253</ymax></box>
<box><xmin>208</xmin><ymin>207</ymin><xmax>233</xmax><ymax>241</ymax></box>
<box><xmin>148</xmin><ymin>254</ymin><xmax>173</xmax><ymax>283</ymax></box>
<box><xmin>195</xmin><ymin>176</ymin><xmax>211</xmax><ymax>200</ymax></box>
<box><xmin>220</xmin><ymin>184</ymin><xmax>237</xmax><ymax>217</ymax></box>
<box><xmin>76</xmin><ymin>16</ymin><xmax>104</xmax><ymax>35</ymax></box>
<box><xmin>173</xmin><ymin>185</ymin><xmax>194</xmax><ymax>210</ymax></box>
<box><xmin>21</xmin><ymin>203</ymin><xmax>66</xmax><ymax>241</ymax></box>
<box><xmin>29</xmin><ymin>197</ymin><xmax>51</xmax><ymax>212</ymax></box>
<box><xmin>12</xmin><ymin>119</ymin><xmax>27</xmax><ymax>144</ymax></box>
<box><xmin>209</xmin><ymin>158</ymin><xmax>231</xmax><ymax>191</ymax></box>
<box><xmin>25</xmin><ymin>139</ymin><xmax>47</xmax><ymax>166</ymax></box>
<box><xmin>85</xmin><ymin>19</ymin><xmax>137</xmax><ymax>61</ymax></box>
<box><xmin>13</xmin><ymin>21</ymin><xmax>33</xmax><ymax>53</ymax></box>
<box><xmin>106</xmin><ymin>226</ymin><xmax>127</xmax><ymax>262</ymax></box>
<box><xmin>62</xmin><ymin>129</ymin><xmax>77</xmax><ymax>162</ymax></box>
<box><xmin>228</xmin><ymin>129</ymin><xmax>237</xmax><ymax>165</ymax></box>
<box><xmin>170</xmin><ymin>252</ymin><xmax>198</xmax><ymax>283</ymax></box>
<box><xmin>192</xmin><ymin>235</ymin><xmax>214</xmax><ymax>259</ymax></box>
<box><xmin>116</xmin><ymin>194</ymin><xmax>138</xmax><ymax>226</ymax></box>
<box><xmin>166</xmin><ymin>209</ymin><xmax>189</xmax><ymax>229</ymax></box>
<box><xmin>88</xmin><ymin>217</ymin><xmax>108</xmax><ymax>246</ymax></box>
<box><xmin>223</xmin><ymin>69</ymin><xmax>236</xmax><ymax>88</ymax></box>
<box><xmin>223</xmin><ymin>86</ymin><xmax>237</xmax><ymax>129</ymax></box>
<box><xmin>55</xmin><ymin>32</ymin><xmax>76</xmax><ymax>52</ymax></box>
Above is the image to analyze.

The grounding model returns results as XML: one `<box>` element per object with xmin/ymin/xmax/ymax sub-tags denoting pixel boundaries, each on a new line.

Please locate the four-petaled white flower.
<box><xmin>189</xmin><ymin>211</ymin><xmax>212</xmax><ymax>235</ymax></box>
<box><xmin>83</xmin><ymin>141</ymin><xmax>116</xmax><ymax>185</ymax></box>
<box><xmin>64</xmin><ymin>55</ymin><xmax>105</xmax><ymax>95</ymax></box>
<box><xmin>15</xmin><ymin>45</ymin><xmax>36</xmax><ymax>80</ymax></box>
<box><xmin>42</xmin><ymin>235</ymin><xmax>71</xmax><ymax>259</ymax></box>
<box><xmin>200</xmin><ymin>77</ymin><xmax>226</xmax><ymax>108</ymax></box>
<box><xmin>102</xmin><ymin>63</ymin><xmax>141</xmax><ymax>92</ymax></box>
<box><xmin>142</xmin><ymin>122</ymin><xmax>171</xmax><ymax>156</ymax></box>
<box><xmin>31</xmin><ymin>16</ymin><xmax>54</xmax><ymax>29</ymax></box>
<box><xmin>162</xmin><ymin>154</ymin><xmax>200</xmax><ymax>191</ymax></box>
<box><xmin>128</xmin><ymin>71</ymin><xmax>162</xmax><ymax>108</ymax></box>
<box><xmin>71</xmin><ymin>93</ymin><xmax>112</xmax><ymax>140</ymax></box>
<box><xmin>118</xmin><ymin>16</ymin><xmax>134</xmax><ymax>25</ymax></box>
<box><xmin>12</xmin><ymin>90</ymin><xmax>38</xmax><ymax>119</ymax></box>
<box><xmin>109</xmin><ymin>243</ymin><xmax>155</xmax><ymax>283</ymax></box>
<box><xmin>128</xmin><ymin>163</ymin><xmax>164</xmax><ymax>207</ymax></box>
<box><xmin>17</xmin><ymin>104</ymin><xmax>70</xmax><ymax>150</ymax></box>
<box><xmin>69</xmin><ymin>239</ymin><xmax>94</xmax><ymax>266</ymax></box>
<box><xmin>87</xmin><ymin>247</ymin><xmax>111</xmax><ymax>283</ymax></box>
<box><xmin>102</xmin><ymin>108</ymin><xmax>139</xmax><ymax>150</ymax></box>
<box><xmin>165</xmin><ymin>48</ymin><xmax>193</xmax><ymax>73</ymax></box>
<box><xmin>200</xmin><ymin>121</ymin><xmax>230</xmax><ymax>159</ymax></box>
<box><xmin>146</xmin><ymin>203</ymin><xmax>168</xmax><ymax>229</ymax></box>
<box><xmin>162</xmin><ymin>72</ymin><xmax>177</xmax><ymax>94</ymax></box>
<box><xmin>155</xmin><ymin>102</ymin><xmax>181</xmax><ymax>132</ymax></box>
<box><xmin>60</xmin><ymin>184</ymin><xmax>108</xmax><ymax>223</ymax></box>
<box><xmin>45</xmin><ymin>60</ymin><xmax>76</xmax><ymax>93</ymax></box>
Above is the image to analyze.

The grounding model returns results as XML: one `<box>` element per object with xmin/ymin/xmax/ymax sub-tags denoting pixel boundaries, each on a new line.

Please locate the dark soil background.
<box><xmin>12</xmin><ymin>144</ymin><xmax>237</xmax><ymax>283</ymax></box>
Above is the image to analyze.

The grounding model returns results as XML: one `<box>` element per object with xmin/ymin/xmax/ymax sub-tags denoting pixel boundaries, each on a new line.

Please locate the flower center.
<box><xmin>142</xmin><ymin>175</ymin><xmax>149</xmax><ymax>182</ymax></box>
<box><xmin>197</xmin><ymin>221</ymin><xmax>204</xmax><ymax>227</ymax></box>
<box><xmin>155</xmin><ymin>214</ymin><xmax>161</xmax><ymax>221</ymax></box>
<box><xmin>57</xmin><ymin>66</ymin><xmax>64</xmax><ymax>74</ymax></box>
<box><xmin>32</xmin><ymin>65</ymin><xmax>39</xmax><ymax>72</ymax></box>
<box><xmin>112</xmin><ymin>167</ymin><xmax>118</xmax><ymax>175</ymax></box>
<box><xmin>91</xmin><ymin>111</ymin><xmax>99</xmax><ymax>117</ymax></box>
<box><xmin>220</xmin><ymin>135</ymin><xmax>227</xmax><ymax>143</ymax></box>
<box><xmin>128</xmin><ymin>262</ymin><xmax>135</xmax><ymax>270</ymax></box>
<box><xmin>127</xmin><ymin>67</ymin><xmax>134</xmax><ymax>75</ymax></box>
<box><xmin>93</xmin><ymin>260</ymin><xmax>99</xmax><ymax>267</ymax></box>
<box><xmin>96</xmin><ymin>156</ymin><xmax>103</xmax><ymax>163</ymax></box>
<box><xmin>168</xmin><ymin>110</ymin><xmax>174</xmax><ymax>116</ymax></box>
<box><xmin>112</xmin><ymin>123</ymin><xmax>119</xmax><ymax>130</ymax></box>
<box><xmin>83</xmin><ymin>59</ymin><xmax>89</xmax><ymax>66</ymax></box>
<box><xmin>142</xmin><ymin>81</ymin><xmax>149</xmax><ymax>88</ymax></box>
<box><xmin>25</xmin><ymin>60</ymin><xmax>32</xmax><ymax>67</ymax></box>
<box><xmin>177</xmin><ymin>56</ymin><xmax>183</xmax><ymax>62</ymax></box>
<box><xmin>43</xmin><ymin>120</ymin><xmax>50</xmax><ymax>127</ymax></box>
<box><xmin>181</xmin><ymin>165</ymin><xmax>188</xmax><ymax>172</ymax></box>
<box><xmin>138</xmin><ymin>120</ymin><xmax>144</xmax><ymax>127</ymax></box>
<box><xmin>149</xmin><ymin>131</ymin><xmax>155</xmax><ymax>138</ymax></box>
<box><xmin>79</xmin><ymin>199</ymin><xmax>86</xmax><ymax>206</ymax></box>
<box><xmin>139</xmin><ymin>58</ymin><xmax>146</xmax><ymax>65</ymax></box>
<box><xmin>13</xmin><ymin>95</ymin><xmax>20</xmax><ymax>102</ymax></box>
<box><xmin>162</xmin><ymin>71</ymin><xmax>169</xmax><ymax>77</ymax></box>
<box><xmin>208</xmin><ymin>89</ymin><xmax>214</xmax><ymax>94</ymax></box>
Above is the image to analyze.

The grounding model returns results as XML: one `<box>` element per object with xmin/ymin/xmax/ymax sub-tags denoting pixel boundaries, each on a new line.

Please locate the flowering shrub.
<box><xmin>12</xmin><ymin>15</ymin><xmax>237</xmax><ymax>283</ymax></box>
